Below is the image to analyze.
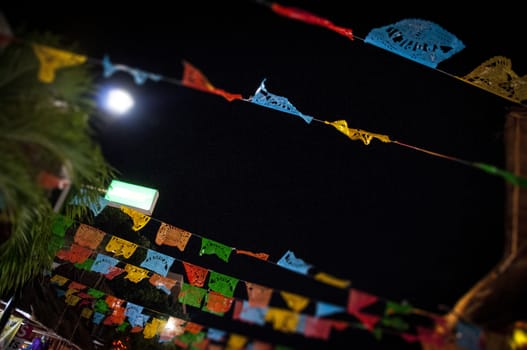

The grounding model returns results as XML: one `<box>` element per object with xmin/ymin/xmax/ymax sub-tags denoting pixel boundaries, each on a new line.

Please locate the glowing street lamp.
<box><xmin>102</xmin><ymin>88</ymin><xmax>134</xmax><ymax>115</ymax></box>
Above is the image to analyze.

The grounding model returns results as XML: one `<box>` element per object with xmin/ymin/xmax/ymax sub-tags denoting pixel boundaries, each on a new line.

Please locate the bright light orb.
<box><xmin>104</xmin><ymin>88</ymin><xmax>134</xmax><ymax>115</ymax></box>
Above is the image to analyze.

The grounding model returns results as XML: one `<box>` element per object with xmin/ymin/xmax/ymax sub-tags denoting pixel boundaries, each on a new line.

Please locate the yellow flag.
<box><xmin>226</xmin><ymin>333</ymin><xmax>248</xmax><ymax>350</ymax></box>
<box><xmin>314</xmin><ymin>272</ymin><xmax>351</xmax><ymax>289</ymax></box>
<box><xmin>280</xmin><ymin>291</ymin><xmax>310</xmax><ymax>312</ymax></box>
<box><xmin>265</xmin><ymin>307</ymin><xmax>300</xmax><ymax>333</ymax></box>
<box><xmin>459</xmin><ymin>56</ymin><xmax>527</xmax><ymax>104</ymax></box>
<box><xmin>105</xmin><ymin>236</ymin><xmax>138</xmax><ymax>258</ymax></box>
<box><xmin>81</xmin><ymin>308</ymin><xmax>93</xmax><ymax>319</ymax></box>
<box><xmin>65</xmin><ymin>294</ymin><xmax>81</xmax><ymax>306</ymax></box>
<box><xmin>143</xmin><ymin>320</ymin><xmax>158</xmax><ymax>339</ymax></box>
<box><xmin>32</xmin><ymin>44</ymin><xmax>87</xmax><ymax>83</ymax></box>
<box><xmin>50</xmin><ymin>274</ymin><xmax>68</xmax><ymax>286</ymax></box>
<box><xmin>124</xmin><ymin>264</ymin><xmax>150</xmax><ymax>283</ymax></box>
<box><xmin>326</xmin><ymin>120</ymin><xmax>391</xmax><ymax>145</ymax></box>
<box><xmin>121</xmin><ymin>206</ymin><xmax>151</xmax><ymax>231</ymax></box>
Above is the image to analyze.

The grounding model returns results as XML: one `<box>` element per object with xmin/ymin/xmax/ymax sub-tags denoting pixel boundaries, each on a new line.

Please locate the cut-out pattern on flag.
<box><xmin>182</xmin><ymin>261</ymin><xmax>209</xmax><ymax>287</ymax></box>
<box><xmin>149</xmin><ymin>274</ymin><xmax>178</xmax><ymax>295</ymax></box>
<box><xmin>105</xmin><ymin>236</ymin><xmax>138</xmax><ymax>258</ymax></box>
<box><xmin>140</xmin><ymin>249</ymin><xmax>175</xmax><ymax>277</ymax></box>
<box><xmin>325</xmin><ymin>119</ymin><xmax>391</xmax><ymax>145</ymax></box>
<box><xmin>182</xmin><ymin>60</ymin><xmax>243</xmax><ymax>102</ymax></box>
<box><xmin>460</xmin><ymin>56</ymin><xmax>527</xmax><ymax>103</ymax></box>
<box><xmin>314</xmin><ymin>272</ymin><xmax>350</xmax><ymax>289</ymax></box>
<box><xmin>73</xmin><ymin>224</ymin><xmax>105</xmax><ymax>250</ymax></box>
<box><xmin>102</xmin><ymin>54</ymin><xmax>161</xmax><ymax>85</ymax></box>
<box><xmin>270</xmin><ymin>3</ymin><xmax>353</xmax><ymax>40</ymax></box>
<box><xmin>120</xmin><ymin>206</ymin><xmax>151</xmax><ymax>231</ymax></box>
<box><xmin>125</xmin><ymin>302</ymin><xmax>144</xmax><ymax>325</ymax></box>
<box><xmin>199</xmin><ymin>237</ymin><xmax>233</xmax><ymax>262</ymax></box>
<box><xmin>364</xmin><ymin>19</ymin><xmax>465</xmax><ymax>68</ymax></box>
<box><xmin>56</xmin><ymin>243</ymin><xmax>92</xmax><ymax>263</ymax></box>
<box><xmin>155</xmin><ymin>222</ymin><xmax>192</xmax><ymax>251</ymax></box>
<box><xmin>32</xmin><ymin>44</ymin><xmax>87</xmax><ymax>83</ymax></box>
<box><xmin>250</xmin><ymin>79</ymin><xmax>313</xmax><ymax>124</ymax></box>
<box><xmin>277</xmin><ymin>250</ymin><xmax>312</xmax><ymax>275</ymax></box>
<box><xmin>90</xmin><ymin>253</ymin><xmax>119</xmax><ymax>274</ymax></box>
<box><xmin>123</xmin><ymin>264</ymin><xmax>150</xmax><ymax>283</ymax></box>
<box><xmin>208</xmin><ymin>271</ymin><xmax>239</xmax><ymax>298</ymax></box>
<box><xmin>178</xmin><ymin>283</ymin><xmax>207</xmax><ymax>308</ymax></box>
<box><xmin>202</xmin><ymin>291</ymin><xmax>234</xmax><ymax>316</ymax></box>
<box><xmin>245</xmin><ymin>282</ymin><xmax>273</xmax><ymax>308</ymax></box>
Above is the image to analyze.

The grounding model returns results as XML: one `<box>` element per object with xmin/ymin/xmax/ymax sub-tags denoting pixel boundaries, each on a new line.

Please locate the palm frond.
<box><xmin>0</xmin><ymin>32</ymin><xmax>115</xmax><ymax>296</ymax></box>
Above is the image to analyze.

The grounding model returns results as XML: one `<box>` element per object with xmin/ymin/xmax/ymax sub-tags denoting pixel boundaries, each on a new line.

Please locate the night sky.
<box><xmin>3</xmin><ymin>2</ymin><xmax>526</xmax><ymax>349</ymax></box>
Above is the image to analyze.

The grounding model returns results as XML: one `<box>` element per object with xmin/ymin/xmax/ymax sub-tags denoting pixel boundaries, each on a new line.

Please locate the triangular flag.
<box><xmin>182</xmin><ymin>60</ymin><xmax>243</xmax><ymax>102</ymax></box>
<box><xmin>277</xmin><ymin>250</ymin><xmax>312</xmax><ymax>275</ymax></box>
<box><xmin>325</xmin><ymin>119</ymin><xmax>391</xmax><ymax>145</ymax></box>
<box><xmin>250</xmin><ymin>79</ymin><xmax>313</xmax><ymax>123</ymax></box>
<box><xmin>347</xmin><ymin>288</ymin><xmax>379</xmax><ymax>314</ymax></box>
<box><xmin>32</xmin><ymin>44</ymin><xmax>87</xmax><ymax>83</ymax></box>
<box><xmin>460</xmin><ymin>56</ymin><xmax>527</xmax><ymax>104</ymax></box>
<box><xmin>280</xmin><ymin>291</ymin><xmax>310</xmax><ymax>312</ymax></box>
<box><xmin>315</xmin><ymin>301</ymin><xmax>345</xmax><ymax>317</ymax></box>
<box><xmin>270</xmin><ymin>3</ymin><xmax>353</xmax><ymax>40</ymax></box>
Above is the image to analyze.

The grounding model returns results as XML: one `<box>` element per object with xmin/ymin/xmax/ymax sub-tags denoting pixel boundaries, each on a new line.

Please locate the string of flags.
<box><xmin>48</xmin><ymin>211</ymin><xmax>460</xmax><ymax>347</ymax></box>
<box><xmin>3</xmin><ymin>5</ymin><xmax>521</xmax><ymax>348</ymax></box>
<box><xmin>2</xmin><ymin>8</ymin><xmax>526</xmax><ymax>188</ymax></box>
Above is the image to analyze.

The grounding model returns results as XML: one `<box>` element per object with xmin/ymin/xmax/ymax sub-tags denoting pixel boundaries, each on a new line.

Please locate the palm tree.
<box><xmin>0</xmin><ymin>31</ymin><xmax>115</xmax><ymax>297</ymax></box>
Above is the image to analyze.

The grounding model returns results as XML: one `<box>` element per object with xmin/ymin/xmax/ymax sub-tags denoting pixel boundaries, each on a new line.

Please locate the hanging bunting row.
<box><xmin>2</xmin><ymin>29</ymin><xmax>525</xmax><ymax>188</ymax></box>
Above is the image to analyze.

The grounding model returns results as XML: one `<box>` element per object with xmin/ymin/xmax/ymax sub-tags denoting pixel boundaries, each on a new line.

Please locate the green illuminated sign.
<box><xmin>104</xmin><ymin>180</ymin><xmax>159</xmax><ymax>215</ymax></box>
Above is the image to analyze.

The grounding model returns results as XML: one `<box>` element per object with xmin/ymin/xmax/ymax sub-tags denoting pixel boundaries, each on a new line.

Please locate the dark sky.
<box><xmin>4</xmin><ymin>2</ymin><xmax>526</xmax><ymax>349</ymax></box>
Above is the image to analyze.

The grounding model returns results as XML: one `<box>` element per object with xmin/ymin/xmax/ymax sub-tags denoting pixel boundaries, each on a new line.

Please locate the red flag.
<box><xmin>181</xmin><ymin>61</ymin><xmax>243</xmax><ymax>102</ymax></box>
<box><xmin>354</xmin><ymin>311</ymin><xmax>381</xmax><ymax>331</ymax></box>
<box><xmin>347</xmin><ymin>288</ymin><xmax>379</xmax><ymax>314</ymax></box>
<box><xmin>182</xmin><ymin>261</ymin><xmax>209</xmax><ymax>287</ymax></box>
<box><xmin>270</xmin><ymin>3</ymin><xmax>353</xmax><ymax>40</ymax></box>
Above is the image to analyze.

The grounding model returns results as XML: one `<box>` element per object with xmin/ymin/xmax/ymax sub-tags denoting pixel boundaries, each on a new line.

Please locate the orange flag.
<box><xmin>181</xmin><ymin>60</ymin><xmax>243</xmax><ymax>102</ymax></box>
